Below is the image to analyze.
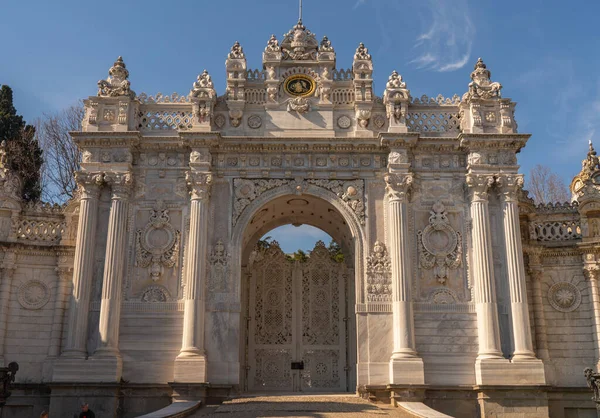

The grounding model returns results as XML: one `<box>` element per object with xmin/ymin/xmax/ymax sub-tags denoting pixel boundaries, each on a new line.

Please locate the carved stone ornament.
<box><xmin>189</xmin><ymin>69</ymin><xmax>216</xmax><ymax>99</ymax></box>
<box><xmin>428</xmin><ymin>288</ymin><xmax>458</xmax><ymax>304</ymax></box>
<box><xmin>548</xmin><ymin>281</ymin><xmax>581</xmax><ymax>312</ymax></box>
<box><xmin>208</xmin><ymin>240</ymin><xmax>231</xmax><ymax>293</ymax></box>
<box><xmin>384</xmin><ymin>173</ymin><xmax>413</xmax><ymax>202</ymax></box>
<box><xmin>354</xmin><ymin>42</ymin><xmax>371</xmax><ymax>61</ymax></box>
<box><xmin>287</xmin><ymin>97</ymin><xmax>310</xmax><ymax>114</ymax></box>
<box><xmin>464</xmin><ymin>57</ymin><xmax>502</xmax><ymax>101</ymax></box>
<box><xmin>97</xmin><ymin>56</ymin><xmax>135</xmax><ymax>99</ymax></box>
<box><xmin>366</xmin><ymin>241</ymin><xmax>392</xmax><ymax>302</ymax></box>
<box><xmin>214</xmin><ymin>114</ymin><xmax>226</xmax><ymax>128</ymax></box>
<box><xmin>418</xmin><ymin>201</ymin><xmax>462</xmax><ymax>285</ymax></box>
<box><xmin>228</xmin><ymin>41</ymin><xmax>245</xmax><ymax>59</ymax></box>
<box><xmin>373</xmin><ymin>114</ymin><xmax>386</xmax><ymax>129</ymax></box>
<box><xmin>265</xmin><ymin>34</ymin><xmax>280</xmax><ymax>53</ymax></box>
<box><xmin>140</xmin><ymin>285</ymin><xmax>170</xmax><ymax>302</ymax></box>
<box><xmin>233</xmin><ymin>178</ymin><xmax>365</xmax><ymax>226</ymax></box>
<box><xmin>319</xmin><ymin>36</ymin><xmax>334</xmax><ymax>52</ymax></box>
<box><xmin>280</xmin><ymin>20</ymin><xmax>318</xmax><ymax>60</ymax></box>
<box><xmin>356</xmin><ymin>110</ymin><xmax>371</xmax><ymax>128</ymax></box>
<box><xmin>186</xmin><ymin>171</ymin><xmax>213</xmax><ymax>201</ymax></box>
<box><xmin>18</xmin><ymin>280</ymin><xmax>50</xmax><ymax>310</ymax></box>
<box><xmin>229</xmin><ymin>109</ymin><xmax>243</xmax><ymax>127</ymax></box>
<box><xmin>337</xmin><ymin>115</ymin><xmax>351</xmax><ymax>129</ymax></box>
<box><xmin>247</xmin><ymin>114</ymin><xmax>262</xmax><ymax>129</ymax></box>
<box><xmin>135</xmin><ymin>201</ymin><xmax>180</xmax><ymax>281</ymax></box>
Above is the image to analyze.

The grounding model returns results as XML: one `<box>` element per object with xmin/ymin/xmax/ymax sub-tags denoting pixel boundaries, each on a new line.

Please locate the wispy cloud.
<box><xmin>410</xmin><ymin>0</ymin><xmax>475</xmax><ymax>72</ymax></box>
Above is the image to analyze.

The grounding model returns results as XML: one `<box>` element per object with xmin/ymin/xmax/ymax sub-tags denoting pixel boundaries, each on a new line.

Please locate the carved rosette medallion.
<box><xmin>548</xmin><ymin>282</ymin><xmax>581</xmax><ymax>312</ymax></box>
<box><xmin>417</xmin><ymin>201</ymin><xmax>462</xmax><ymax>285</ymax></box>
<box><xmin>366</xmin><ymin>241</ymin><xmax>392</xmax><ymax>302</ymax></box>
<box><xmin>337</xmin><ymin>115</ymin><xmax>351</xmax><ymax>129</ymax></box>
<box><xmin>135</xmin><ymin>202</ymin><xmax>181</xmax><ymax>281</ymax></box>
<box><xmin>247</xmin><ymin>114</ymin><xmax>262</xmax><ymax>129</ymax></box>
<box><xmin>18</xmin><ymin>280</ymin><xmax>50</xmax><ymax>310</ymax></box>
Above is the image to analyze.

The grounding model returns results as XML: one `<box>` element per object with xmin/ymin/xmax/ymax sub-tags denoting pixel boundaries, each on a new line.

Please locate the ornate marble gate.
<box><xmin>246</xmin><ymin>241</ymin><xmax>348</xmax><ymax>392</ymax></box>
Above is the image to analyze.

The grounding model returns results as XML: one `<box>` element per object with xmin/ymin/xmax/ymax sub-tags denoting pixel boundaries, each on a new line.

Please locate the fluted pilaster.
<box><xmin>63</xmin><ymin>172</ymin><xmax>103</xmax><ymax>357</ymax></box>
<box><xmin>0</xmin><ymin>252</ymin><xmax>16</xmax><ymax>365</ymax></box>
<box><xmin>528</xmin><ymin>265</ymin><xmax>549</xmax><ymax>361</ymax></box>
<box><xmin>497</xmin><ymin>175</ymin><xmax>536</xmax><ymax>361</ymax></box>
<box><xmin>95</xmin><ymin>172</ymin><xmax>132</xmax><ymax>357</ymax></box>
<box><xmin>466</xmin><ymin>173</ymin><xmax>504</xmax><ymax>360</ymax></box>
<box><xmin>584</xmin><ymin>266</ymin><xmax>600</xmax><ymax>370</ymax></box>
<box><xmin>47</xmin><ymin>263</ymin><xmax>73</xmax><ymax>358</ymax></box>
<box><xmin>175</xmin><ymin>170</ymin><xmax>212</xmax><ymax>382</ymax></box>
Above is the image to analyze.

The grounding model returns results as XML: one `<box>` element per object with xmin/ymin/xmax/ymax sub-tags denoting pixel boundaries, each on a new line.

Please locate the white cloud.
<box><xmin>410</xmin><ymin>0</ymin><xmax>475</xmax><ymax>72</ymax></box>
<box><xmin>262</xmin><ymin>224</ymin><xmax>332</xmax><ymax>254</ymax></box>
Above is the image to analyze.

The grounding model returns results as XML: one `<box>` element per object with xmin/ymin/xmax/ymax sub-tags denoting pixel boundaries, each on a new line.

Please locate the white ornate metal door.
<box><xmin>247</xmin><ymin>241</ymin><xmax>347</xmax><ymax>392</ymax></box>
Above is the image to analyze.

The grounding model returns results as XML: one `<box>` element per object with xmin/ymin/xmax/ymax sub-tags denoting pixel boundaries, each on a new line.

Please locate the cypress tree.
<box><xmin>0</xmin><ymin>85</ymin><xmax>43</xmax><ymax>201</ymax></box>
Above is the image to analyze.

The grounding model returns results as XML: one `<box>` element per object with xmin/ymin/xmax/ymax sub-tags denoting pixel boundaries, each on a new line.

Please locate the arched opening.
<box><xmin>234</xmin><ymin>193</ymin><xmax>359</xmax><ymax>393</ymax></box>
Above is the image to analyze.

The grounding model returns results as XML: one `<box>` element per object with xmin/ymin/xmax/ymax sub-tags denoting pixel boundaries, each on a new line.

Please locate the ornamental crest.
<box><xmin>135</xmin><ymin>201</ymin><xmax>180</xmax><ymax>281</ymax></box>
<box><xmin>280</xmin><ymin>21</ymin><xmax>318</xmax><ymax>60</ymax></box>
<box><xmin>284</xmin><ymin>75</ymin><xmax>316</xmax><ymax>97</ymax></box>
<box><xmin>366</xmin><ymin>241</ymin><xmax>392</xmax><ymax>302</ymax></box>
<box><xmin>417</xmin><ymin>201</ymin><xmax>462</xmax><ymax>284</ymax></box>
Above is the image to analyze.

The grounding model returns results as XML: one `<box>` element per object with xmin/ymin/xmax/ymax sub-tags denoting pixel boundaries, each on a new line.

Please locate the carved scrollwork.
<box><xmin>104</xmin><ymin>171</ymin><xmax>133</xmax><ymax>197</ymax></box>
<box><xmin>465</xmin><ymin>173</ymin><xmax>495</xmax><ymax>202</ymax></box>
<box><xmin>496</xmin><ymin>174</ymin><xmax>524</xmax><ymax>202</ymax></box>
<box><xmin>186</xmin><ymin>171</ymin><xmax>212</xmax><ymax>201</ymax></box>
<box><xmin>366</xmin><ymin>241</ymin><xmax>392</xmax><ymax>302</ymax></box>
<box><xmin>208</xmin><ymin>240</ymin><xmax>231</xmax><ymax>293</ymax></box>
<box><xmin>417</xmin><ymin>201</ymin><xmax>462</xmax><ymax>285</ymax></box>
<box><xmin>140</xmin><ymin>285</ymin><xmax>170</xmax><ymax>302</ymax></box>
<box><xmin>287</xmin><ymin>97</ymin><xmax>310</xmax><ymax>114</ymax></box>
<box><xmin>135</xmin><ymin>201</ymin><xmax>180</xmax><ymax>281</ymax></box>
<box><xmin>97</xmin><ymin>56</ymin><xmax>135</xmax><ymax>99</ymax></box>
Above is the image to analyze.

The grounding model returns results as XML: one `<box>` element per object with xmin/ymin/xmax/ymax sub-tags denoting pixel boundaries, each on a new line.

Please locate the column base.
<box><xmin>174</xmin><ymin>354</ymin><xmax>207</xmax><ymax>383</ymax></box>
<box><xmin>475</xmin><ymin>357</ymin><xmax>546</xmax><ymax>385</ymax></box>
<box><xmin>52</xmin><ymin>355</ymin><xmax>123</xmax><ymax>383</ymax></box>
<box><xmin>389</xmin><ymin>357</ymin><xmax>425</xmax><ymax>385</ymax></box>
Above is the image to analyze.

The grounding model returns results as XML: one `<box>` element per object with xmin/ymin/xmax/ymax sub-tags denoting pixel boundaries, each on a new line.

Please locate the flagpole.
<box><xmin>299</xmin><ymin>0</ymin><xmax>302</xmax><ymax>23</ymax></box>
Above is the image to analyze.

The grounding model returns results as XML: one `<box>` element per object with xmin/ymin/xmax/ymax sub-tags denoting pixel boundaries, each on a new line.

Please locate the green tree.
<box><xmin>328</xmin><ymin>240</ymin><xmax>345</xmax><ymax>263</ymax></box>
<box><xmin>0</xmin><ymin>85</ymin><xmax>43</xmax><ymax>201</ymax></box>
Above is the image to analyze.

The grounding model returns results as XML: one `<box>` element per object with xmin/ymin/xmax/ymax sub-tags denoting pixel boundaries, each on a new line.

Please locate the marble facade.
<box><xmin>1</xmin><ymin>18</ymin><xmax>600</xmax><ymax>418</ymax></box>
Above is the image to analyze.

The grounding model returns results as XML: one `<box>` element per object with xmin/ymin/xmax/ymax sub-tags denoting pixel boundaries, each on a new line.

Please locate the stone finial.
<box><xmin>569</xmin><ymin>141</ymin><xmax>600</xmax><ymax>200</ymax></box>
<box><xmin>228</xmin><ymin>41</ymin><xmax>245</xmax><ymax>59</ymax></box>
<box><xmin>354</xmin><ymin>42</ymin><xmax>371</xmax><ymax>61</ymax></box>
<box><xmin>464</xmin><ymin>57</ymin><xmax>502</xmax><ymax>100</ymax></box>
<box><xmin>97</xmin><ymin>56</ymin><xmax>135</xmax><ymax>98</ymax></box>
<box><xmin>265</xmin><ymin>34</ymin><xmax>280</xmax><ymax>53</ymax></box>
<box><xmin>386</xmin><ymin>70</ymin><xmax>406</xmax><ymax>90</ymax></box>
<box><xmin>189</xmin><ymin>70</ymin><xmax>216</xmax><ymax>98</ymax></box>
<box><xmin>280</xmin><ymin>21</ymin><xmax>318</xmax><ymax>60</ymax></box>
<box><xmin>319</xmin><ymin>36</ymin><xmax>334</xmax><ymax>52</ymax></box>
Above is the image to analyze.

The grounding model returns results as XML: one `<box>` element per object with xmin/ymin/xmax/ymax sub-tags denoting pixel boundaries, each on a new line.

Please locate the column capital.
<box><xmin>384</xmin><ymin>172</ymin><xmax>413</xmax><ymax>202</ymax></box>
<box><xmin>104</xmin><ymin>171</ymin><xmax>133</xmax><ymax>199</ymax></box>
<box><xmin>186</xmin><ymin>171</ymin><xmax>213</xmax><ymax>201</ymax></box>
<box><xmin>496</xmin><ymin>174</ymin><xmax>524</xmax><ymax>202</ymax></box>
<box><xmin>527</xmin><ymin>267</ymin><xmax>544</xmax><ymax>282</ymax></box>
<box><xmin>74</xmin><ymin>171</ymin><xmax>105</xmax><ymax>199</ymax></box>
<box><xmin>466</xmin><ymin>173</ymin><xmax>495</xmax><ymax>202</ymax></box>
<box><xmin>584</xmin><ymin>265</ymin><xmax>600</xmax><ymax>281</ymax></box>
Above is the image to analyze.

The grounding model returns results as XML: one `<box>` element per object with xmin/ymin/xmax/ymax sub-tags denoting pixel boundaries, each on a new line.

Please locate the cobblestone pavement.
<box><xmin>189</xmin><ymin>394</ymin><xmax>415</xmax><ymax>417</ymax></box>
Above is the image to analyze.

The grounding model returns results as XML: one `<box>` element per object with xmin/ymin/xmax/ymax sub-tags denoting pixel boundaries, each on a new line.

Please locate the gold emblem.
<box><xmin>284</xmin><ymin>75</ymin><xmax>316</xmax><ymax>97</ymax></box>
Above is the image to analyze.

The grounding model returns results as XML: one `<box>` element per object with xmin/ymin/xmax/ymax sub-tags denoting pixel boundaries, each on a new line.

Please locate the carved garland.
<box><xmin>417</xmin><ymin>201</ymin><xmax>462</xmax><ymax>285</ymax></box>
<box><xmin>232</xmin><ymin>178</ymin><xmax>365</xmax><ymax>226</ymax></box>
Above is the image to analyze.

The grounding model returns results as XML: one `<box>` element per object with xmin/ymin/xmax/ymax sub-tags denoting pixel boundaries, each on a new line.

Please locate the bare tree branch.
<box><xmin>526</xmin><ymin>164</ymin><xmax>570</xmax><ymax>204</ymax></box>
<box><xmin>37</xmin><ymin>102</ymin><xmax>83</xmax><ymax>203</ymax></box>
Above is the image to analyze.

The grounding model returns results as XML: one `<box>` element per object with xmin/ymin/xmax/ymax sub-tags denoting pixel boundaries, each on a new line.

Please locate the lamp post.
<box><xmin>0</xmin><ymin>362</ymin><xmax>18</xmax><ymax>409</ymax></box>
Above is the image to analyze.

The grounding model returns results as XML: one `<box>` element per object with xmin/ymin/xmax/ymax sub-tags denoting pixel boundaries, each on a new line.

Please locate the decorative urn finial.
<box><xmin>354</xmin><ymin>42</ymin><xmax>372</xmax><ymax>61</ymax></box>
<box><xmin>97</xmin><ymin>56</ymin><xmax>135</xmax><ymax>98</ymax></box>
<box><xmin>464</xmin><ymin>57</ymin><xmax>502</xmax><ymax>100</ymax></box>
<box><xmin>189</xmin><ymin>69</ymin><xmax>216</xmax><ymax>99</ymax></box>
<box><xmin>228</xmin><ymin>41</ymin><xmax>245</xmax><ymax>59</ymax></box>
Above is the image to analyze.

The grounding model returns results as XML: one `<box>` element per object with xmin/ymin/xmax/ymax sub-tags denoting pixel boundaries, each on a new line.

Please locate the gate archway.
<box><xmin>230</xmin><ymin>186</ymin><xmax>365</xmax><ymax>392</ymax></box>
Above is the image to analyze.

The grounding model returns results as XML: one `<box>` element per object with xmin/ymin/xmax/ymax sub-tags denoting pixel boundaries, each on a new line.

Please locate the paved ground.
<box><xmin>189</xmin><ymin>394</ymin><xmax>415</xmax><ymax>417</ymax></box>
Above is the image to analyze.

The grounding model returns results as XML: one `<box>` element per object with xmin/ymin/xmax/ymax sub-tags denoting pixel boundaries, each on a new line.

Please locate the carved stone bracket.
<box><xmin>417</xmin><ymin>201</ymin><xmax>462</xmax><ymax>285</ymax></box>
<box><xmin>366</xmin><ymin>241</ymin><xmax>392</xmax><ymax>302</ymax></box>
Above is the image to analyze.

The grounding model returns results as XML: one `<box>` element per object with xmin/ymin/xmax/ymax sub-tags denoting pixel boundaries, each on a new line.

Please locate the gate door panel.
<box><xmin>247</xmin><ymin>241</ymin><xmax>347</xmax><ymax>392</ymax></box>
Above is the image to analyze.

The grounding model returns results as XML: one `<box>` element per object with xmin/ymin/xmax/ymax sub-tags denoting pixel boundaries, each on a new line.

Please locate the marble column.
<box><xmin>94</xmin><ymin>173</ymin><xmax>132</xmax><ymax>367</ymax></box>
<box><xmin>0</xmin><ymin>252</ymin><xmax>16</xmax><ymax>365</ymax></box>
<box><xmin>497</xmin><ymin>175</ymin><xmax>537</xmax><ymax>361</ymax></box>
<box><xmin>529</xmin><ymin>267</ymin><xmax>550</xmax><ymax>361</ymax></box>
<box><xmin>62</xmin><ymin>172</ymin><xmax>103</xmax><ymax>358</ymax></box>
<box><xmin>466</xmin><ymin>174</ymin><xmax>504</xmax><ymax>361</ymax></box>
<box><xmin>384</xmin><ymin>173</ymin><xmax>424</xmax><ymax>385</ymax></box>
<box><xmin>584</xmin><ymin>266</ymin><xmax>600</xmax><ymax>370</ymax></box>
<box><xmin>47</xmin><ymin>263</ymin><xmax>73</xmax><ymax>359</ymax></box>
<box><xmin>174</xmin><ymin>171</ymin><xmax>212</xmax><ymax>382</ymax></box>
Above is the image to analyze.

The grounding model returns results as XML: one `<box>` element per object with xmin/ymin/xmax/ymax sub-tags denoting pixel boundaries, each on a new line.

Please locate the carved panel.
<box><xmin>366</xmin><ymin>241</ymin><xmax>392</xmax><ymax>302</ymax></box>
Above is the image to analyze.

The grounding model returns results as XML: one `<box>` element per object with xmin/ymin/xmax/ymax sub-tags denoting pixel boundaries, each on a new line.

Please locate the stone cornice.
<box><xmin>378</xmin><ymin>132</ymin><xmax>420</xmax><ymax>147</ymax></box>
<box><xmin>72</xmin><ymin>131</ymin><xmax>141</xmax><ymax>148</ymax></box>
<box><xmin>459</xmin><ymin>133</ymin><xmax>530</xmax><ymax>152</ymax></box>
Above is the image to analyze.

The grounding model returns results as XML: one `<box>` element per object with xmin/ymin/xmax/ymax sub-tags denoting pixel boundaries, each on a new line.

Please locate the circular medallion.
<box><xmin>247</xmin><ymin>114</ymin><xmax>262</xmax><ymax>129</ymax></box>
<box><xmin>337</xmin><ymin>115</ymin><xmax>351</xmax><ymax>129</ymax></box>
<box><xmin>284</xmin><ymin>75</ymin><xmax>316</xmax><ymax>97</ymax></box>
<box><xmin>548</xmin><ymin>282</ymin><xmax>581</xmax><ymax>312</ymax></box>
<box><xmin>18</xmin><ymin>280</ymin><xmax>50</xmax><ymax>310</ymax></box>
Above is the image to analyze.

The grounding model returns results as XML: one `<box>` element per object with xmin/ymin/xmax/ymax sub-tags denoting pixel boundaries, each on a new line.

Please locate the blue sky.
<box><xmin>2</xmin><ymin>0</ymin><xmax>598</xmax><ymax>252</ymax></box>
